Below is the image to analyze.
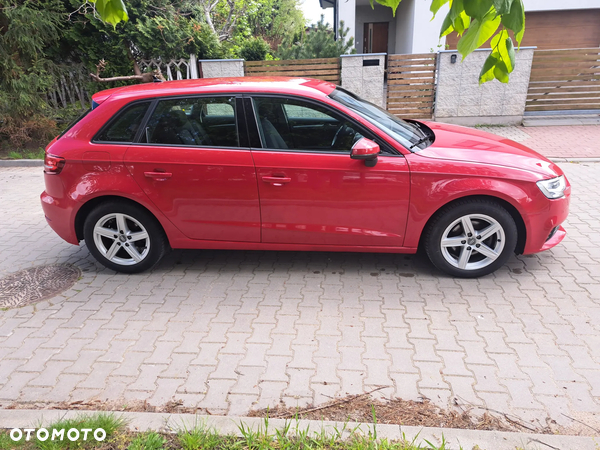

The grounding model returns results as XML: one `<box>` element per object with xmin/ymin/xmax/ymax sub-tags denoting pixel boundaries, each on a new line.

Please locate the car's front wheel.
<box><xmin>83</xmin><ymin>201</ymin><xmax>168</xmax><ymax>273</ymax></box>
<box><xmin>425</xmin><ymin>199</ymin><xmax>518</xmax><ymax>278</ymax></box>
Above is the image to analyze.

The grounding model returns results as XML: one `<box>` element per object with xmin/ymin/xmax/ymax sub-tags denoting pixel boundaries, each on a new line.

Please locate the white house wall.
<box><xmin>339</xmin><ymin>0</ymin><xmax>356</xmax><ymax>53</ymax></box>
<box><xmin>411</xmin><ymin>0</ymin><xmax>447</xmax><ymax>53</ymax></box>
<box><xmin>394</xmin><ymin>0</ymin><xmax>415</xmax><ymax>54</ymax></box>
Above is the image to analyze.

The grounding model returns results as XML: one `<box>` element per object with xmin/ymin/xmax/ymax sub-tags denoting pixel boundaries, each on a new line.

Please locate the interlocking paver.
<box><xmin>1</xmin><ymin>163</ymin><xmax>600</xmax><ymax>434</ymax></box>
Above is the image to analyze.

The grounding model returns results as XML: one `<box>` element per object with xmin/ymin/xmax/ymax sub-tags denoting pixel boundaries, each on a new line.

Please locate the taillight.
<box><xmin>44</xmin><ymin>153</ymin><xmax>65</xmax><ymax>174</ymax></box>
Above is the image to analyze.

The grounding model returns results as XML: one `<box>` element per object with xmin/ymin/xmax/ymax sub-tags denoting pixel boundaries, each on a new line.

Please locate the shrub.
<box><xmin>240</xmin><ymin>37</ymin><xmax>272</xmax><ymax>61</ymax></box>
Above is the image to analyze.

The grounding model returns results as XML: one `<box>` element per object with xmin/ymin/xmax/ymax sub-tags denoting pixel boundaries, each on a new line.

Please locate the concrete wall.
<box><xmin>341</xmin><ymin>53</ymin><xmax>386</xmax><ymax>107</ymax></box>
<box><xmin>355</xmin><ymin>3</ymin><xmax>396</xmax><ymax>54</ymax></box>
<box><xmin>200</xmin><ymin>59</ymin><xmax>244</xmax><ymax>78</ymax></box>
<box><xmin>434</xmin><ymin>48</ymin><xmax>535</xmax><ymax>126</ymax></box>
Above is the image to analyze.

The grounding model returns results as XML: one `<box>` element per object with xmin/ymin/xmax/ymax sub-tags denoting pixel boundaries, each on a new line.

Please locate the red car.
<box><xmin>41</xmin><ymin>77</ymin><xmax>570</xmax><ymax>277</ymax></box>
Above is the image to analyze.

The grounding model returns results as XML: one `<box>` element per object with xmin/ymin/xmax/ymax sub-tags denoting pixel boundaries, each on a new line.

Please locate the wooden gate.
<box><xmin>244</xmin><ymin>58</ymin><xmax>341</xmax><ymax>84</ymax></box>
<box><xmin>526</xmin><ymin>48</ymin><xmax>600</xmax><ymax>113</ymax></box>
<box><xmin>386</xmin><ymin>53</ymin><xmax>437</xmax><ymax>119</ymax></box>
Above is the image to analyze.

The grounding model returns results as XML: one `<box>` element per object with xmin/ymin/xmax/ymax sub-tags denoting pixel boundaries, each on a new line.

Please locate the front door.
<box><xmin>124</xmin><ymin>96</ymin><xmax>261</xmax><ymax>242</ymax></box>
<box><xmin>249</xmin><ymin>96</ymin><xmax>410</xmax><ymax>247</ymax></box>
<box><xmin>364</xmin><ymin>22</ymin><xmax>389</xmax><ymax>53</ymax></box>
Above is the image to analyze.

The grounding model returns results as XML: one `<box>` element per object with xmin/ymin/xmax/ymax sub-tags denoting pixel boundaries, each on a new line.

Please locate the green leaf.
<box><xmin>494</xmin><ymin>59</ymin><xmax>509</xmax><ymax>83</ymax></box>
<box><xmin>456</xmin><ymin>11</ymin><xmax>501</xmax><ymax>59</ymax></box>
<box><xmin>430</xmin><ymin>0</ymin><xmax>451</xmax><ymax>17</ymax></box>
<box><xmin>502</xmin><ymin>35</ymin><xmax>515</xmax><ymax>71</ymax></box>
<box><xmin>479</xmin><ymin>52</ymin><xmax>498</xmax><ymax>84</ymax></box>
<box><xmin>490</xmin><ymin>29</ymin><xmax>515</xmax><ymax>72</ymax></box>
<box><xmin>501</xmin><ymin>0</ymin><xmax>525</xmax><ymax>45</ymax></box>
<box><xmin>492</xmin><ymin>0</ymin><xmax>514</xmax><ymax>15</ymax></box>
<box><xmin>91</xmin><ymin>0</ymin><xmax>129</xmax><ymax>27</ymax></box>
<box><xmin>463</xmin><ymin>0</ymin><xmax>492</xmax><ymax>21</ymax></box>
<box><xmin>372</xmin><ymin>0</ymin><xmax>402</xmax><ymax>16</ymax></box>
<box><xmin>440</xmin><ymin>11</ymin><xmax>454</xmax><ymax>37</ymax></box>
<box><xmin>454</xmin><ymin>10</ymin><xmax>471</xmax><ymax>34</ymax></box>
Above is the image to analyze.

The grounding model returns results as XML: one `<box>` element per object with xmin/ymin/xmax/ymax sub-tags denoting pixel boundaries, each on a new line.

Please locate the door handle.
<box><xmin>262</xmin><ymin>176</ymin><xmax>291</xmax><ymax>186</ymax></box>
<box><xmin>144</xmin><ymin>171</ymin><xmax>172</xmax><ymax>181</ymax></box>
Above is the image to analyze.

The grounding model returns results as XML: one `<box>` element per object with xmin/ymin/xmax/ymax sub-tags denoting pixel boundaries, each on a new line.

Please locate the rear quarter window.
<box><xmin>95</xmin><ymin>102</ymin><xmax>150</xmax><ymax>143</ymax></box>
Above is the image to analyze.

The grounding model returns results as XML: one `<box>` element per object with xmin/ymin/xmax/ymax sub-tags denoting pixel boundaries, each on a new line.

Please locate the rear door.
<box><xmin>123</xmin><ymin>96</ymin><xmax>261</xmax><ymax>242</ymax></box>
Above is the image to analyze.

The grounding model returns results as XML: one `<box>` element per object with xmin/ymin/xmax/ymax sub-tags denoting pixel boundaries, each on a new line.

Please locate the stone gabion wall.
<box><xmin>434</xmin><ymin>48</ymin><xmax>535</xmax><ymax>125</ymax></box>
<box><xmin>200</xmin><ymin>59</ymin><xmax>244</xmax><ymax>78</ymax></box>
<box><xmin>341</xmin><ymin>54</ymin><xmax>386</xmax><ymax>108</ymax></box>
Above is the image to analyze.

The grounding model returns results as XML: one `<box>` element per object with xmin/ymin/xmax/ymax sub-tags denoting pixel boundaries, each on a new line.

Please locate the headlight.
<box><xmin>537</xmin><ymin>175</ymin><xmax>566</xmax><ymax>199</ymax></box>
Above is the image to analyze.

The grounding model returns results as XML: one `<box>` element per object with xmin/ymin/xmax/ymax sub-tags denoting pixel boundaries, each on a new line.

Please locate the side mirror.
<box><xmin>351</xmin><ymin>138</ymin><xmax>380</xmax><ymax>167</ymax></box>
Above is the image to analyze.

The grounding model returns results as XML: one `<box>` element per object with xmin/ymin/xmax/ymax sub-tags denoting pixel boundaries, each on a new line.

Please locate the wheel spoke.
<box><xmin>478</xmin><ymin>223</ymin><xmax>501</xmax><ymax>241</ymax></box>
<box><xmin>123</xmin><ymin>244</ymin><xmax>143</xmax><ymax>262</ymax></box>
<box><xmin>441</xmin><ymin>236</ymin><xmax>466</xmax><ymax>247</ymax></box>
<box><xmin>461</xmin><ymin>217</ymin><xmax>476</xmax><ymax>237</ymax></box>
<box><xmin>475</xmin><ymin>243</ymin><xmax>499</xmax><ymax>260</ymax></box>
<box><xmin>105</xmin><ymin>240</ymin><xmax>120</xmax><ymax>260</ymax></box>
<box><xmin>116</xmin><ymin>214</ymin><xmax>129</xmax><ymax>234</ymax></box>
<box><xmin>95</xmin><ymin>227</ymin><xmax>117</xmax><ymax>238</ymax></box>
<box><xmin>457</xmin><ymin>246</ymin><xmax>473</xmax><ymax>269</ymax></box>
<box><xmin>128</xmin><ymin>231</ymin><xmax>149</xmax><ymax>243</ymax></box>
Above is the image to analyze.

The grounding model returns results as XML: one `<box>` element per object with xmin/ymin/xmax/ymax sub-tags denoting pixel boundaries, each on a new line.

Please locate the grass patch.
<box><xmin>4</xmin><ymin>148</ymin><xmax>45</xmax><ymax>160</ymax></box>
<box><xmin>1</xmin><ymin>413</ymin><xmax>462</xmax><ymax>450</ymax></box>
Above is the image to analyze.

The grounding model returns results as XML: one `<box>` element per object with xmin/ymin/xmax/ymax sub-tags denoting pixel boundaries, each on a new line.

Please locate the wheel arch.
<box><xmin>418</xmin><ymin>194</ymin><xmax>527</xmax><ymax>255</ymax></box>
<box><xmin>75</xmin><ymin>195</ymin><xmax>167</xmax><ymax>242</ymax></box>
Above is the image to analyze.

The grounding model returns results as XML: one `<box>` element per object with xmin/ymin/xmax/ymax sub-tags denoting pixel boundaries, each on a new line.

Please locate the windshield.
<box><xmin>329</xmin><ymin>87</ymin><xmax>431</xmax><ymax>151</ymax></box>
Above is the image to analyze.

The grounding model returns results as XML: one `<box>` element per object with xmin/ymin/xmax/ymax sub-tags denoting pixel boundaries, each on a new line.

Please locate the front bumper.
<box><xmin>522</xmin><ymin>192</ymin><xmax>570</xmax><ymax>255</ymax></box>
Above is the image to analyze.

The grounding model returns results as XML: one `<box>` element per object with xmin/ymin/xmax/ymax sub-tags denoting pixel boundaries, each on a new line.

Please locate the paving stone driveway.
<box><xmin>0</xmin><ymin>163</ymin><xmax>599</xmax><ymax>433</ymax></box>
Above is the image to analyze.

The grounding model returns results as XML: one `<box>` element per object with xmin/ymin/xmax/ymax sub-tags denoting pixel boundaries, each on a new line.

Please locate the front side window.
<box><xmin>329</xmin><ymin>88</ymin><xmax>432</xmax><ymax>151</ymax></box>
<box><xmin>142</xmin><ymin>96</ymin><xmax>239</xmax><ymax>147</ymax></box>
<box><xmin>96</xmin><ymin>102</ymin><xmax>150</xmax><ymax>143</ymax></box>
<box><xmin>252</xmin><ymin>97</ymin><xmax>363</xmax><ymax>152</ymax></box>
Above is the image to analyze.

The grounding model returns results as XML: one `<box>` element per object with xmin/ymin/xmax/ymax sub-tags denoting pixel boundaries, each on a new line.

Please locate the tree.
<box><xmin>60</xmin><ymin>0</ymin><xmax>223</xmax><ymax>79</ymax></box>
<box><xmin>0</xmin><ymin>0</ymin><xmax>63</xmax><ymax>148</ymax></box>
<box><xmin>277</xmin><ymin>17</ymin><xmax>355</xmax><ymax>60</ymax></box>
<box><xmin>88</xmin><ymin>0</ymin><xmax>524</xmax><ymax>85</ymax></box>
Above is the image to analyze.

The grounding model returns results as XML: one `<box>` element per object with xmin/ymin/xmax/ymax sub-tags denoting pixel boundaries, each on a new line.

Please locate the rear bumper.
<box><xmin>41</xmin><ymin>191</ymin><xmax>79</xmax><ymax>245</ymax></box>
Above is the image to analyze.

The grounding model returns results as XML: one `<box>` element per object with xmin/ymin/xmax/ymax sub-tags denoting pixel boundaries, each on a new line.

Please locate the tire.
<box><xmin>83</xmin><ymin>200</ymin><xmax>169</xmax><ymax>273</ymax></box>
<box><xmin>424</xmin><ymin>199</ymin><xmax>518</xmax><ymax>278</ymax></box>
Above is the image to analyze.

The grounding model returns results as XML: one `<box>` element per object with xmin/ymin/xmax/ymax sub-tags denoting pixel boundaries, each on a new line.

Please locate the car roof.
<box><xmin>92</xmin><ymin>76</ymin><xmax>337</xmax><ymax>104</ymax></box>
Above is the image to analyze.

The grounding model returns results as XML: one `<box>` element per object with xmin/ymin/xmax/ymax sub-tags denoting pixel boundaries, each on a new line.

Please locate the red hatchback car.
<box><xmin>41</xmin><ymin>77</ymin><xmax>570</xmax><ymax>277</ymax></box>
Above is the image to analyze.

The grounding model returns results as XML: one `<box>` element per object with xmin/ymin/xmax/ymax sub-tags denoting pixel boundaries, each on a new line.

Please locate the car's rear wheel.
<box><xmin>425</xmin><ymin>199</ymin><xmax>517</xmax><ymax>278</ymax></box>
<box><xmin>83</xmin><ymin>201</ymin><xmax>168</xmax><ymax>273</ymax></box>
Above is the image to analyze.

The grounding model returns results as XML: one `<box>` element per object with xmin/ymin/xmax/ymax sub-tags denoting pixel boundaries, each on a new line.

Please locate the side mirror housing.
<box><xmin>351</xmin><ymin>138</ymin><xmax>380</xmax><ymax>167</ymax></box>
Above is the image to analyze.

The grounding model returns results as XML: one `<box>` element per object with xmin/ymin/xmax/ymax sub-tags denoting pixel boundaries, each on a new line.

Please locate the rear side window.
<box><xmin>95</xmin><ymin>102</ymin><xmax>150</xmax><ymax>143</ymax></box>
<box><xmin>142</xmin><ymin>96</ymin><xmax>239</xmax><ymax>148</ymax></box>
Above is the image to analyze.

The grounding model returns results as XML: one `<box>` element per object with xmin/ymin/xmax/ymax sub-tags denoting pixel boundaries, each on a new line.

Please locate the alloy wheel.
<box><xmin>440</xmin><ymin>214</ymin><xmax>505</xmax><ymax>271</ymax></box>
<box><xmin>92</xmin><ymin>213</ymin><xmax>150</xmax><ymax>266</ymax></box>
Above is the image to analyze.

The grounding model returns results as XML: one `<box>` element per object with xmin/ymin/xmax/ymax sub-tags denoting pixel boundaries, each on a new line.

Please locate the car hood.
<box><xmin>416</xmin><ymin>121</ymin><xmax>563</xmax><ymax>179</ymax></box>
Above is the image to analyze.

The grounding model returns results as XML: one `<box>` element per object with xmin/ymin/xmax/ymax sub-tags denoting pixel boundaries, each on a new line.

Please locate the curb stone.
<box><xmin>0</xmin><ymin>159</ymin><xmax>44</xmax><ymax>167</ymax></box>
<box><xmin>0</xmin><ymin>410</ymin><xmax>596</xmax><ymax>450</ymax></box>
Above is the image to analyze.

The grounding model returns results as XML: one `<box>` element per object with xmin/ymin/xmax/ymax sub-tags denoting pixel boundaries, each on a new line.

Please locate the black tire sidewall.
<box><xmin>425</xmin><ymin>200</ymin><xmax>518</xmax><ymax>278</ymax></box>
<box><xmin>83</xmin><ymin>201</ymin><xmax>167</xmax><ymax>274</ymax></box>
